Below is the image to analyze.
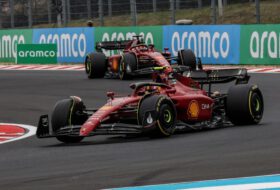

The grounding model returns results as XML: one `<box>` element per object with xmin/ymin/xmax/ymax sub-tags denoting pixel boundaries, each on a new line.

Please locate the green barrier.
<box><xmin>240</xmin><ymin>24</ymin><xmax>280</xmax><ymax>65</ymax></box>
<box><xmin>17</xmin><ymin>44</ymin><xmax>57</xmax><ymax>64</ymax></box>
<box><xmin>0</xmin><ymin>29</ymin><xmax>33</xmax><ymax>63</ymax></box>
<box><xmin>95</xmin><ymin>26</ymin><xmax>163</xmax><ymax>56</ymax></box>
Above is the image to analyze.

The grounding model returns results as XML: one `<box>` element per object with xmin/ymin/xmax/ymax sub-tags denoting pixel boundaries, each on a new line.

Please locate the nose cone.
<box><xmin>80</xmin><ymin>119</ymin><xmax>100</xmax><ymax>136</ymax></box>
<box><xmin>80</xmin><ymin>126</ymin><xmax>90</xmax><ymax>136</ymax></box>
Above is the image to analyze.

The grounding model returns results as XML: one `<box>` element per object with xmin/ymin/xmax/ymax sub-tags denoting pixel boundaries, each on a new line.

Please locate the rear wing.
<box><xmin>185</xmin><ymin>68</ymin><xmax>250</xmax><ymax>85</ymax></box>
<box><xmin>95</xmin><ymin>40</ymin><xmax>132</xmax><ymax>52</ymax></box>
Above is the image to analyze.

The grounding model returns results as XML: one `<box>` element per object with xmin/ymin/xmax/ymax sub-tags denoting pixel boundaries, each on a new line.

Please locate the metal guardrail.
<box><xmin>0</xmin><ymin>0</ymin><xmax>278</xmax><ymax>28</ymax></box>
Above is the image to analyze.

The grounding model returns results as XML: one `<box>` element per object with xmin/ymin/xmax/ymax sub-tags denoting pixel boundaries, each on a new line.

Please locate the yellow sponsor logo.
<box><xmin>100</xmin><ymin>105</ymin><xmax>112</xmax><ymax>110</ymax></box>
<box><xmin>187</xmin><ymin>100</ymin><xmax>200</xmax><ymax>118</ymax></box>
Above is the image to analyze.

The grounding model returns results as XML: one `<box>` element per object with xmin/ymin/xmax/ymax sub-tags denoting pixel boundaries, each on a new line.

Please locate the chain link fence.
<box><xmin>0</xmin><ymin>0</ymin><xmax>279</xmax><ymax>28</ymax></box>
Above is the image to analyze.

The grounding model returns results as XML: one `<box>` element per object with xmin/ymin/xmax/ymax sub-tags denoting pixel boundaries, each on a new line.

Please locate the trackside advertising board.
<box><xmin>163</xmin><ymin>25</ymin><xmax>240</xmax><ymax>64</ymax></box>
<box><xmin>0</xmin><ymin>29</ymin><xmax>33</xmax><ymax>63</ymax></box>
<box><xmin>240</xmin><ymin>25</ymin><xmax>280</xmax><ymax>65</ymax></box>
<box><xmin>32</xmin><ymin>27</ymin><xmax>94</xmax><ymax>63</ymax></box>
<box><xmin>95</xmin><ymin>26</ymin><xmax>163</xmax><ymax>56</ymax></box>
<box><xmin>17</xmin><ymin>44</ymin><xmax>57</xmax><ymax>64</ymax></box>
<box><xmin>0</xmin><ymin>24</ymin><xmax>280</xmax><ymax>64</ymax></box>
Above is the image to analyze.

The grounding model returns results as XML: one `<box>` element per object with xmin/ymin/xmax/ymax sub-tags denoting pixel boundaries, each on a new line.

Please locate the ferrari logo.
<box><xmin>187</xmin><ymin>100</ymin><xmax>199</xmax><ymax>118</ymax></box>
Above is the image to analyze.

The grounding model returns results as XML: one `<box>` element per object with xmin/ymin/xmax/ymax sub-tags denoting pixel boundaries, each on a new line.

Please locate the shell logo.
<box><xmin>187</xmin><ymin>100</ymin><xmax>200</xmax><ymax>119</ymax></box>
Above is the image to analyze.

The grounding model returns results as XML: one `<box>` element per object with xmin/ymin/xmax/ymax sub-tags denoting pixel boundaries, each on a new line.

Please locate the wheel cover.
<box><xmin>249</xmin><ymin>91</ymin><xmax>263</xmax><ymax>119</ymax></box>
<box><xmin>156</xmin><ymin>102</ymin><xmax>176</xmax><ymax>136</ymax></box>
<box><xmin>159</xmin><ymin>105</ymin><xmax>174</xmax><ymax>129</ymax></box>
<box><xmin>255</xmin><ymin>98</ymin><xmax>260</xmax><ymax>112</ymax></box>
<box><xmin>163</xmin><ymin>109</ymin><xmax>172</xmax><ymax>123</ymax></box>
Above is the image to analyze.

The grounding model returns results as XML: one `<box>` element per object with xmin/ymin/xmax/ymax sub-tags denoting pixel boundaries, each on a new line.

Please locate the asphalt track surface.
<box><xmin>0</xmin><ymin>70</ymin><xmax>279</xmax><ymax>190</ymax></box>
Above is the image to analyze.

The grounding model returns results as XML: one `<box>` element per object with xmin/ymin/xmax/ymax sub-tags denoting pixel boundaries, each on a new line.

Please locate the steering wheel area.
<box><xmin>130</xmin><ymin>82</ymin><xmax>171</xmax><ymax>96</ymax></box>
<box><xmin>130</xmin><ymin>44</ymin><xmax>148</xmax><ymax>52</ymax></box>
<box><xmin>137</xmin><ymin>86</ymin><xmax>160</xmax><ymax>96</ymax></box>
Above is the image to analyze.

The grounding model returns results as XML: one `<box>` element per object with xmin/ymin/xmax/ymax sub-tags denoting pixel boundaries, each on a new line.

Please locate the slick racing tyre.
<box><xmin>51</xmin><ymin>97</ymin><xmax>88</xmax><ymax>143</ymax></box>
<box><xmin>138</xmin><ymin>95</ymin><xmax>176</xmax><ymax>137</ymax></box>
<box><xmin>178</xmin><ymin>49</ymin><xmax>196</xmax><ymax>70</ymax></box>
<box><xmin>119</xmin><ymin>53</ymin><xmax>137</xmax><ymax>80</ymax></box>
<box><xmin>226</xmin><ymin>84</ymin><xmax>264</xmax><ymax>125</ymax></box>
<box><xmin>85</xmin><ymin>52</ymin><xmax>106</xmax><ymax>79</ymax></box>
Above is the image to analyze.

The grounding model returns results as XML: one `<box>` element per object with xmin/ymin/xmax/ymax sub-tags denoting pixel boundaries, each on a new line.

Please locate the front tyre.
<box><xmin>226</xmin><ymin>84</ymin><xmax>264</xmax><ymax>125</ymax></box>
<box><xmin>51</xmin><ymin>97</ymin><xmax>88</xmax><ymax>143</ymax></box>
<box><xmin>138</xmin><ymin>95</ymin><xmax>176</xmax><ymax>137</ymax></box>
<box><xmin>85</xmin><ymin>53</ymin><xmax>106</xmax><ymax>79</ymax></box>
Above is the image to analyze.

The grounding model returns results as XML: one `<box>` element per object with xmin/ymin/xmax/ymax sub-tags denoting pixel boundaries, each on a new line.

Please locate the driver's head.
<box><xmin>131</xmin><ymin>39</ymin><xmax>139</xmax><ymax>47</ymax></box>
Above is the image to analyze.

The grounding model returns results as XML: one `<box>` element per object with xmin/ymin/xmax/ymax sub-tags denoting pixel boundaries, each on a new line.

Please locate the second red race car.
<box><xmin>37</xmin><ymin>61</ymin><xmax>264</xmax><ymax>143</ymax></box>
<box><xmin>84</xmin><ymin>35</ymin><xmax>196</xmax><ymax>80</ymax></box>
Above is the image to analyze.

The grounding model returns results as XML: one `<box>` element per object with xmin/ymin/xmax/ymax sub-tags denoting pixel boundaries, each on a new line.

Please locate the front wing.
<box><xmin>36</xmin><ymin>115</ymin><xmax>144</xmax><ymax>139</ymax></box>
<box><xmin>36</xmin><ymin>113</ymin><xmax>234</xmax><ymax>139</ymax></box>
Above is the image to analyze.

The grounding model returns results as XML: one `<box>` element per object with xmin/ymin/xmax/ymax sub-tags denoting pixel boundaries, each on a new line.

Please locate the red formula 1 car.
<box><xmin>37</xmin><ymin>63</ymin><xmax>264</xmax><ymax>143</ymax></box>
<box><xmin>84</xmin><ymin>35</ymin><xmax>196</xmax><ymax>80</ymax></box>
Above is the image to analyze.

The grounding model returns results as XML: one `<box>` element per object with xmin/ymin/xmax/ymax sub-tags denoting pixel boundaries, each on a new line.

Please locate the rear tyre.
<box><xmin>119</xmin><ymin>53</ymin><xmax>137</xmax><ymax>80</ymax></box>
<box><xmin>226</xmin><ymin>84</ymin><xmax>264</xmax><ymax>125</ymax></box>
<box><xmin>85</xmin><ymin>53</ymin><xmax>106</xmax><ymax>79</ymax></box>
<box><xmin>51</xmin><ymin>97</ymin><xmax>88</xmax><ymax>143</ymax></box>
<box><xmin>138</xmin><ymin>95</ymin><xmax>176</xmax><ymax>137</ymax></box>
<box><xmin>178</xmin><ymin>49</ymin><xmax>196</xmax><ymax>70</ymax></box>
